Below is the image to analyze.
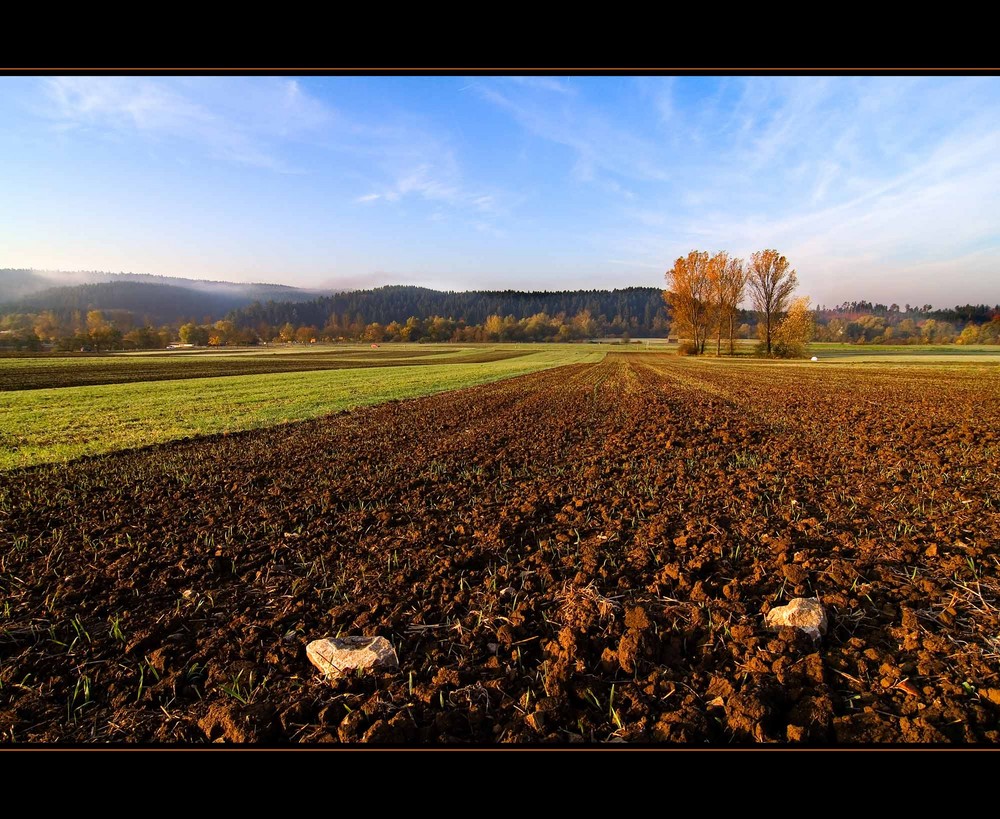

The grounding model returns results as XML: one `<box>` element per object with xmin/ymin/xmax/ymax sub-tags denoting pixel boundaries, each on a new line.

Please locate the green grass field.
<box><xmin>0</xmin><ymin>345</ymin><xmax>531</xmax><ymax>391</ymax></box>
<box><xmin>634</xmin><ymin>338</ymin><xmax>1000</xmax><ymax>364</ymax></box>
<box><xmin>807</xmin><ymin>342</ymin><xmax>1000</xmax><ymax>364</ymax></box>
<box><xmin>2</xmin><ymin>340</ymin><xmax>996</xmax><ymax>472</ymax></box>
<box><xmin>0</xmin><ymin>346</ymin><xmax>604</xmax><ymax>470</ymax></box>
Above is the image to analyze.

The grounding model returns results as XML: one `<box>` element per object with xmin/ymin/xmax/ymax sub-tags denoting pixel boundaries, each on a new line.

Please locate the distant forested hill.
<box><xmin>0</xmin><ymin>269</ymin><xmax>57</xmax><ymax>302</ymax></box>
<box><xmin>0</xmin><ymin>270</ymin><xmax>319</xmax><ymax>324</ymax></box>
<box><xmin>230</xmin><ymin>285</ymin><xmax>671</xmax><ymax>334</ymax></box>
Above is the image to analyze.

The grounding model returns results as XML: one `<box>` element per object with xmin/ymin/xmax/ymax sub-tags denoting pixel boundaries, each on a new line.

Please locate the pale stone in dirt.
<box><xmin>307</xmin><ymin>636</ymin><xmax>399</xmax><ymax>680</ymax></box>
<box><xmin>765</xmin><ymin>597</ymin><xmax>828</xmax><ymax>640</ymax></box>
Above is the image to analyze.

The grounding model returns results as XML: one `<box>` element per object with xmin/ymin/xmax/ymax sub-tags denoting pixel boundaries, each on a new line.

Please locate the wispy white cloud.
<box><xmin>358</xmin><ymin>147</ymin><xmax>513</xmax><ymax>231</ymax></box>
<box><xmin>42</xmin><ymin>76</ymin><xmax>334</xmax><ymax>172</ymax></box>
<box><xmin>9</xmin><ymin>75</ymin><xmax>999</xmax><ymax>303</ymax></box>
<box><xmin>508</xmin><ymin>76</ymin><xmax>578</xmax><ymax>95</ymax></box>
<box><xmin>474</xmin><ymin>79</ymin><xmax>671</xmax><ymax>184</ymax></box>
<box><xmin>588</xmin><ymin>76</ymin><xmax>1000</xmax><ymax>304</ymax></box>
<box><xmin>634</xmin><ymin>76</ymin><xmax>676</xmax><ymax>126</ymax></box>
<box><xmin>612</xmin><ymin>119</ymin><xmax>1000</xmax><ymax>299</ymax></box>
<box><xmin>394</xmin><ymin>162</ymin><xmax>462</xmax><ymax>203</ymax></box>
<box><xmin>602</xmin><ymin>179</ymin><xmax>635</xmax><ymax>200</ymax></box>
<box><xmin>41</xmin><ymin>76</ymin><xmax>522</xmax><ymax>231</ymax></box>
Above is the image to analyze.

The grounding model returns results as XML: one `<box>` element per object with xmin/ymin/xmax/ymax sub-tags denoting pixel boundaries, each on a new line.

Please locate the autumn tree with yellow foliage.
<box><xmin>708</xmin><ymin>252</ymin><xmax>747</xmax><ymax>356</ymax></box>
<box><xmin>747</xmin><ymin>249</ymin><xmax>798</xmax><ymax>356</ymax></box>
<box><xmin>666</xmin><ymin>247</ymin><xmax>804</xmax><ymax>357</ymax></box>
<box><xmin>773</xmin><ymin>296</ymin><xmax>815</xmax><ymax>358</ymax></box>
<box><xmin>664</xmin><ymin>250</ymin><xmax>713</xmax><ymax>354</ymax></box>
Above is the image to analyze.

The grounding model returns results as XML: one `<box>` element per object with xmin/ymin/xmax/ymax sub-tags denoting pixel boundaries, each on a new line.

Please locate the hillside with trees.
<box><xmin>3</xmin><ymin>281</ymin><xmax>275</xmax><ymax>326</ymax></box>
<box><xmin>229</xmin><ymin>285</ymin><xmax>672</xmax><ymax>338</ymax></box>
<box><xmin>0</xmin><ymin>270</ymin><xmax>317</xmax><ymax>321</ymax></box>
<box><xmin>0</xmin><ymin>270</ymin><xmax>996</xmax><ymax>351</ymax></box>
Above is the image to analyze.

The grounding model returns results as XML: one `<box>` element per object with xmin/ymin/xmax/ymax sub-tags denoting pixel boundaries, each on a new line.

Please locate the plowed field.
<box><xmin>0</xmin><ymin>347</ymin><xmax>527</xmax><ymax>391</ymax></box>
<box><xmin>2</xmin><ymin>354</ymin><xmax>998</xmax><ymax>744</ymax></box>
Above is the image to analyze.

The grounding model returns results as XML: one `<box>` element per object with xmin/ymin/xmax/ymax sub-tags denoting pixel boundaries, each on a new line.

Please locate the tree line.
<box><xmin>229</xmin><ymin>285</ymin><xmax>671</xmax><ymax>336</ymax></box>
<box><xmin>664</xmin><ymin>249</ymin><xmax>1000</xmax><ymax>354</ymax></box>
<box><xmin>0</xmin><ymin>277</ymin><xmax>996</xmax><ymax>351</ymax></box>
<box><xmin>818</xmin><ymin>301</ymin><xmax>999</xmax><ymax>324</ymax></box>
<box><xmin>0</xmin><ymin>307</ymin><xmax>654</xmax><ymax>350</ymax></box>
<box><xmin>191</xmin><ymin>309</ymin><xmax>644</xmax><ymax>346</ymax></box>
<box><xmin>811</xmin><ymin>308</ymin><xmax>1000</xmax><ymax>344</ymax></box>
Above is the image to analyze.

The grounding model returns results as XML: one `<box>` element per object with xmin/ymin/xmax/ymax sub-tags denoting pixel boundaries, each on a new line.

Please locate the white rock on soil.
<box><xmin>765</xmin><ymin>597</ymin><xmax>828</xmax><ymax>640</ymax></box>
<box><xmin>307</xmin><ymin>636</ymin><xmax>399</xmax><ymax>680</ymax></box>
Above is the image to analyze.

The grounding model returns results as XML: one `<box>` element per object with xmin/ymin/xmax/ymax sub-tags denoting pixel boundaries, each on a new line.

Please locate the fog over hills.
<box><xmin>0</xmin><ymin>269</ymin><xmax>323</xmax><ymax>324</ymax></box>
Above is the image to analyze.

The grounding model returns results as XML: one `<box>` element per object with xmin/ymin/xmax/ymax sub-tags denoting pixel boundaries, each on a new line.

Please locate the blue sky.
<box><xmin>1</xmin><ymin>74</ymin><xmax>998</xmax><ymax>306</ymax></box>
